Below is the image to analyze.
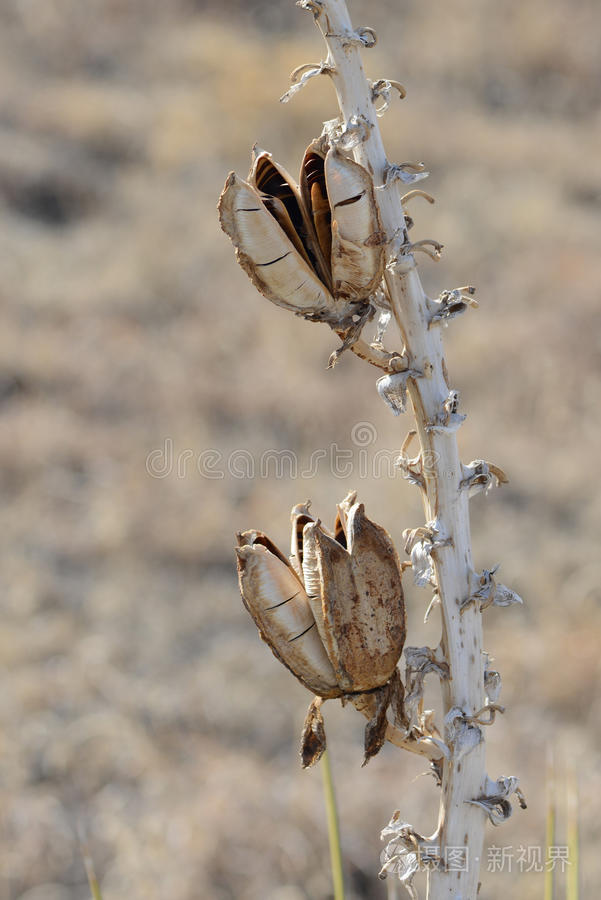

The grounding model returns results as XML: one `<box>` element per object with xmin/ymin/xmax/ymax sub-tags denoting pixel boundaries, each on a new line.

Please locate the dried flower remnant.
<box><xmin>461</xmin><ymin>566</ymin><xmax>523</xmax><ymax>614</ymax></box>
<box><xmin>460</xmin><ymin>459</ymin><xmax>509</xmax><ymax>495</ymax></box>
<box><xmin>467</xmin><ymin>775</ymin><xmax>527</xmax><ymax>825</ymax></box>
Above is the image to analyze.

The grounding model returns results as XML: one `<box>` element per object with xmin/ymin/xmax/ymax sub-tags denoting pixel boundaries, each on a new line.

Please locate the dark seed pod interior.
<box><xmin>333</xmin><ymin>511</ymin><xmax>347</xmax><ymax>548</ymax></box>
<box><xmin>302</xmin><ymin>151</ymin><xmax>332</xmax><ymax>269</ymax></box>
<box><xmin>252</xmin><ymin>154</ymin><xmax>329</xmax><ymax>287</ymax></box>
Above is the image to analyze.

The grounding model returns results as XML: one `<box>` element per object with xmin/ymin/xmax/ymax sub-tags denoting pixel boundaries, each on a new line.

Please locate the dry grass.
<box><xmin>1</xmin><ymin>0</ymin><xmax>600</xmax><ymax>897</ymax></box>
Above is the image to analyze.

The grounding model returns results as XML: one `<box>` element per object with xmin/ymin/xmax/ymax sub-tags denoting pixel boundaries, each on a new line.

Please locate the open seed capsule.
<box><xmin>218</xmin><ymin>141</ymin><xmax>386</xmax><ymax>329</ymax></box>
<box><xmin>236</xmin><ymin>496</ymin><xmax>408</xmax><ymax>766</ymax></box>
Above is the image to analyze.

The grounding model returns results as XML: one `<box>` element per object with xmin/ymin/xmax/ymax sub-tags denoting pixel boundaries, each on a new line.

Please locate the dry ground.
<box><xmin>1</xmin><ymin>0</ymin><xmax>600</xmax><ymax>897</ymax></box>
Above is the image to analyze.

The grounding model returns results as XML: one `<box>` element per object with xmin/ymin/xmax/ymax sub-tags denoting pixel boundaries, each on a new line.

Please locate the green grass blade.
<box><xmin>566</xmin><ymin>766</ymin><xmax>579</xmax><ymax>900</ymax></box>
<box><xmin>545</xmin><ymin>748</ymin><xmax>556</xmax><ymax>900</ymax></box>
<box><xmin>321</xmin><ymin>749</ymin><xmax>345</xmax><ymax>900</ymax></box>
<box><xmin>79</xmin><ymin>831</ymin><xmax>103</xmax><ymax>900</ymax></box>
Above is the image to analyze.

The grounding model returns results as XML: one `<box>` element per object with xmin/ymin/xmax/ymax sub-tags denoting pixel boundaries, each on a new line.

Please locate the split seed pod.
<box><xmin>218</xmin><ymin>141</ymin><xmax>385</xmax><ymax>328</ymax></box>
<box><xmin>236</xmin><ymin>493</ymin><xmax>406</xmax><ymax>766</ymax></box>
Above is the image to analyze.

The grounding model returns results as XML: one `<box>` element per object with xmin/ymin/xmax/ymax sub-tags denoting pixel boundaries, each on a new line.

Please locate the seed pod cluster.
<box><xmin>236</xmin><ymin>493</ymin><xmax>406</xmax><ymax>766</ymax></box>
<box><xmin>218</xmin><ymin>140</ymin><xmax>386</xmax><ymax>329</ymax></box>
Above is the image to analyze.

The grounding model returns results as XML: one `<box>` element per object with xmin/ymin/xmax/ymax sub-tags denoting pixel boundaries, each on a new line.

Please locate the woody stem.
<box><xmin>312</xmin><ymin>1</ymin><xmax>487</xmax><ymax>896</ymax></box>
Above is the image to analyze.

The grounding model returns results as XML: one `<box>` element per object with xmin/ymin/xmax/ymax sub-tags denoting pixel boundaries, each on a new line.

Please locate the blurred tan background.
<box><xmin>1</xmin><ymin>0</ymin><xmax>600</xmax><ymax>897</ymax></box>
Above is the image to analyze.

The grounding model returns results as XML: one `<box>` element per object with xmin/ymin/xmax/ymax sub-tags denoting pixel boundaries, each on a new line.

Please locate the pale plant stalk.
<box><xmin>310</xmin><ymin>1</ymin><xmax>487</xmax><ymax>895</ymax></box>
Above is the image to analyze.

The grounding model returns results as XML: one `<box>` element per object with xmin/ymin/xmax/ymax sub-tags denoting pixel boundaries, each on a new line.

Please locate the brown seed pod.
<box><xmin>218</xmin><ymin>141</ymin><xmax>386</xmax><ymax>330</ymax></box>
<box><xmin>303</xmin><ymin>501</ymin><xmax>405</xmax><ymax>693</ymax></box>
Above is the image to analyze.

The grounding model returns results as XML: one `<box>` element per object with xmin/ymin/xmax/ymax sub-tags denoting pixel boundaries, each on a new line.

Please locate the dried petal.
<box><xmin>444</xmin><ymin>706</ymin><xmax>483</xmax><ymax>759</ymax></box>
<box><xmin>379</xmin><ymin>813</ymin><xmax>422</xmax><ymax>895</ymax></box>
<box><xmin>410</xmin><ymin>539</ymin><xmax>435</xmax><ymax>586</ymax></box>
<box><xmin>484</xmin><ymin>657</ymin><xmax>502</xmax><ymax>704</ymax></box>
<box><xmin>389</xmin><ymin>667</ymin><xmax>409</xmax><ymax>730</ymax></box>
<box><xmin>363</xmin><ymin>682</ymin><xmax>392</xmax><ymax>765</ymax></box>
<box><xmin>300</xmin><ymin>697</ymin><xmax>327</xmax><ymax>768</ymax></box>
<box><xmin>493</xmin><ymin>583</ymin><xmax>523</xmax><ymax>607</ymax></box>
<box><xmin>460</xmin><ymin>459</ymin><xmax>508</xmax><ymax>495</ymax></box>
<box><xmin>467</xmin><ymin>775</ymin><xmax>526</xmax><ymax>825</ymax></box>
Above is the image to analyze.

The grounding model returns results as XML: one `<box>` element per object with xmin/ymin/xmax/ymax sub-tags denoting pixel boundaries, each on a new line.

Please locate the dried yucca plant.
<box><xmin>218</xmin><ymin>1</ymin><xmax>525</xmax><ymax>896</ymax></box>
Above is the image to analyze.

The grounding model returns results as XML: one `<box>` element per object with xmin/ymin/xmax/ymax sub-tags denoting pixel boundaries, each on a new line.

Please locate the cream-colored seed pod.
<box><xmin>300</xmin><ymin>142</ymin><xmax>385</xmax><ymax>303</ymax></box>
<box><xmin>324</xmin><ymin>148</ymin><xmax>386</xmax><ymax>301</ymax></box>
<box><xmin>218</xmin><ymin>173</ymin><xmax>337</xmax><ymax>320</ymax></box>
<box><xmin>236</xmin><ymin>531</ymin><xmax>341</xmax><ymax>698</ymax></box>
<box><xmin>219</xmin><ymin>141</ymin><xmax>386</xmax><ymax>333</ymax></box>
